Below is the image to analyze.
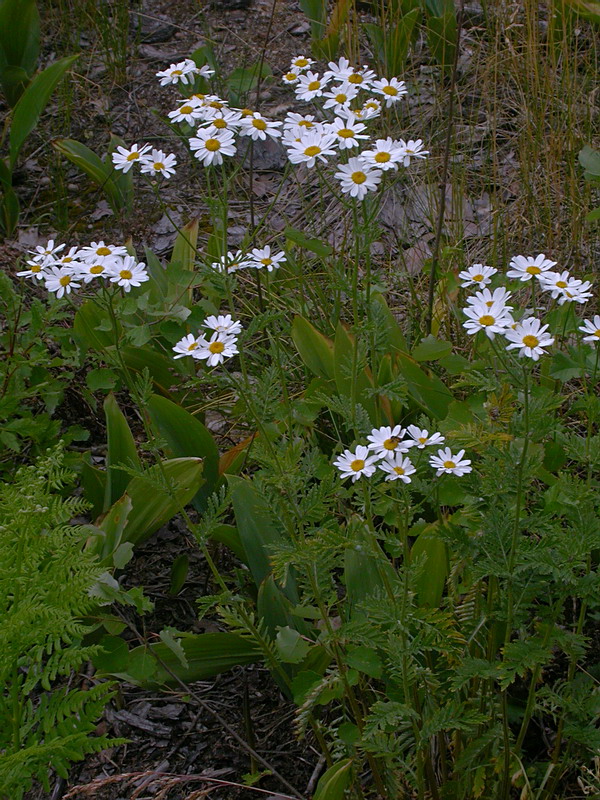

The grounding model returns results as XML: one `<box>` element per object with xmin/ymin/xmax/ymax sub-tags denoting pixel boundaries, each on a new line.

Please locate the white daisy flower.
<box><xmin>248</xmin><ymin>245</ymin><xmax>286</xmax><ymax>272</ymax></box>
<box><xmin>28</xmin><ymin>239</ymin><xmax>65</xmax><ymax>264</ymax></box>
<box><xmin>370</xmin><ymin>76</ymin><xmax>407</xmax><ymax>106</ymax></box>
<box><xmin>16</xmin><ymin>260</ymin><xmax>50</xmax><ymax>280</ymax></box>
<box><xmin>322</xmin><ymin>84</ymin><xmax>359</xmax><ymax>111</ymax></box>
<box><xmin>282</xmin><ymin>70</ymin><xmax>301</xmax><ymax>85</ymax></box>
<box><xmin>504</xmin><ymin>317</ymin><xmax>555</xmax><ymax>361</ymax></box>
<box><xmin>430</xmin><ymin>447</ymin><xmax>472</xmax><ymax>477</ymax></box>
<box><xmin>156</xmin><ymin>59</ymin><xmax>199</xmax><ymax>86</ymax></box>
<box><xmin>462</xmin><ymin>299</ymin><xmax>513</xmax><ymax>339</ymax></box>
<box><xmin>200</xmin><ymin>107</ymin><xmax>243</xmax><ymax>133</ymax></box>
<box><xmin>290</xmin><ymin>55</ymin><xmax>314</xmax><ymax>72</ymax></box>
<box><xmin>335</xmin><ymin>157</ymin><xmax>382</xmax><ymax>200</ymax></box>
<box><xmin>323</xmin><ymin>57</ymin><xmax>354</xmax><ymax>82</ymax></box>
<box><xmin>341</xmin><ymin>66</ymin><xmax>377</xmax><ymax>90</ymax></box>
<box><xmin>538</xmin><ymin>270</ymin><xmax>571</xmax><ymax>299</ymax></box>
<box><xmin>397</xmin><ymin>139</ymin><xmax>429</xmax><ymax>166</ymax></box>
<box><xmin>203</xmin><ymin>314</ymin><xmax>243</xmax><ymax>335</ymax></box>
<box><xmin>77</xmin><ymin>261</ymin><xmax>110</xmax><ymax>283</ymax></box>
<box><xmin>287</xmin><ymin>129</ymin><xmax>338</xmax><ymax>167</ymax></box>
<box><xmin>284</xmin><ymin>112</ymin><xmax>317</xmax><ymax>130</ymax></box>
<box><xmin>211</xmin><ymin>250</ymin><xmax>252</xmax><ymax>273</ymax></box>
<box><xmin>361</xmin><ymin>137</ymin><xmax>404</xmax><ymax>171</ymax></box>
<box><xmin>140</xmin><ymin>149</ymin><xmax>177</xmax><ymax>178</ymax></box>
<box><xmin>404</xmin><ymin>426</ymin><xmax>445</xmax><ymax>449</ymax></box>
<box><xmin>173</xmin><ymin>333</ymin><xmax>203</xmax><ymax>359</ymax></box>
<box><xmin>107</xmin><ymin>256</ymin><xmax>149</xmax><ymax>292</ymax></box>
<box><xmin>111</xmin><ymin>143</ymin><xmax>151</xmax><ymax>172</ymax></box>
<box><xmin>194</xmin><ymin>332</ymin><xmax>239</xmax><ymax>366</ymax></box>
<box><xmin>333</xmin><ymin>445</ymin><xmax>379</xmax><ymax>482</ymax></box>
<box><xmin>366</xmin><ymin>425</ymin><xmax>409</xmax><ymax>460</ymax></box>
<box><xmin>295</xmin><ymin>71</ymin><xmax>331</xmax><ymax>101</ymax></box>
<box><xmin>202</xmin><ymin>94</ymin><xmax>229</xmax><ymax>113</ymax></box>
<box><xmin>458</xmin><ymin>264</ymin><xmax>497</xmax><ymax>288</ymax></box>
<box><xmin>44</xmin><ymin>266</ymin><xmax>81</xmax><ymax>298</ymax></box>
<box><xmin>190</xmin><ymin>129</ymin><xmax>237</xmax><ymax>166</ymax></box>
<box><xmin>466</xmin><ymin>286</ymin><xmax>512</xmax><ymax>310</ymax></box>
<box><xmin>327</xmin><ymin>116</ymin><xmax>369</xmax><ymax>150</ymax></box>
<box><xmin>53</xmin><ymin>246</ymin><xmax>82</xmax><ymax>268</ymax></box>
<box><xmin>579</xmin><ymin>316</ymin><xmax>600</xmax><ymax>344</ymax></box>
<box><xmin>379</xmin><ymin>455</ymin><xmax>416</xmax><ymax>483</ymax></box>
<box><xmin>506</xmin><ymin>254</ymin><xmax>557</xmax><ymax>281</ymax></box>
<box><xmin>556</xmin><ymin>277</ymin><xmax>593</xmax><ymax>305</ymax></box>
<box><xmin>78</xmin><ymin>241</ymin><xmax>127</xmax><ymax>264</ymax></box>
<box><xmin>239</xmin><ymin>112</ymin><xmax>282</xmax><ymax>141</ymax></box>
<box><xmin>168</xmin><ymin>99</ymin><xmax>204</xmax><ymax>125</ymax></box>
<box><xmin>361</xmin><ymin>98</ymin><xmax>383</xmax><ymax>118</ymax></box>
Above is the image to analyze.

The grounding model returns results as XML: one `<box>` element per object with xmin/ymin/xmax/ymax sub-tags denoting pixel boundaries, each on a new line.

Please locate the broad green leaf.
<box><xmin>211</xmin><ymin>523</ymin><xmax>246</xmax><ymax>562</ymax></box>
<box><xmin>169</xmin><ymin>218</ymin><xmax>199</xmax><ymax>306</ymax></box>
<box><xmin>103</xmin><ymin>392</ymin><xmax>141</xmax><ymax>510</ymax></box>
<box><xmin>564</xmin><ymin>0</ymin><xmax>600</xmax><ymax>23</ymax></box>
<box><xmin>0</xmin><ymin>181</ymin><xmax>19</xmax><ymax>234</ymax></box>
<box><xmin>285</xmin><ymin>226</ymin><xmax>332</xmax><ymax>257</ymax></box>
<box><xmin>229</xmin><ymin>476</ymin><xmax>298</xmax><ymax>600</ymax></box>
<box><xmin>102</xmin><ymin>632</ymin><xmax>262</xmax><ymax>687</ymax></box>
<box><xmin>81</xmin><ymin>458</ymin><xmax>107</xmax><ymax>520</ymax></box>
<box><xmin>73</xmin><ymin>299</ymin><xmax>117</xmax><ymax>351</ymax></box>
<box><xmin>86</xmin><ymin>367</ymin><xmax>118</xmax><ymax>391</ymax></box>
<box><xmin>121</xmin><ymin>346</ymin><xmax>178</xmax><ymax>400</ymax></box>
<box><xmin>144</xmin><ymin>247</ymin><xmax>168</xmax><ymax>300</ymax></box>
<box><xmin>397</xmin><ymin>351</ymin><xmax>453</xmax><ymax>419</ymax></box>
<box><xmin>159</xmin><ymin>628</ymin><xmax>188</xmax><ymax>669</ymax></box>
<box><xmin>412</xmin><ymin>334</ymin><xmax>453</xmax><ymax>362</ymax></box>
<box><xmin>257</xmin><ymin>575</ymin><xmax>309</xmax><ymax>640</ymax></box>
<box><xmin>411</xmin><ymin>524</ymin><xmax>447</xmax><ymax>607</ymax></box>
<box><xmin>276</xmin><ymin>626</ymin><xmax>310</xmax><ymax>664</ymax></box>
<box><xmin>313</xmin><ymin>759</ymin><xmax>353</xmax><ymax>800</ymax></box>
<box><xmin>585</xmin><ymin>206</ymin><xmax>600</xmax><ymax>222</ymax></box>
<box><xmin>169</xmin><ymin>554</ymin><xmax>189</xmax><ymax>595</ymax></box>
<box><xmin>291</xmin><ymin>315</ymin><xmax>335</xmax><ymax>380</ymax></box>
<box><xmin>550</xmin><ymin>350</ymin><xmax>584</xmax><ymax>382</ymax></box>
<box><xmin>334</xmin><ymin>322</ymin><xmax>377</xmax><ymax>421</ymax></box>
<box><xmin>88</xmin><ymin>493</ymin><xmax>132</xmax><ymax>563</ymax></box>
<box><xmin>579</xmin><ymin>145</ymin><xmax>600</xmax><ymax>180</ymax></box>
<box><xmin>298</xmin><ymin>0</ymin><xmax>327</xmax><ymax>38</ymax></box>
<box><xmin>9</xmin><ymin>54</ymin><xmax>79</xmax><ymax>167</ymax></box>
<box><xmin>52</xmin><ymin>137</ymin><xmax>125</xmax><ymax>212</ymax></box>
<box><xmin>226</xmin><ymin>62</ymin><xmax>271</xmax><ymax>106</ymax></box>
<box><xmin>343</xmin><ymin>521</ymin><xmax>395</xmax><ymax>614</ymax></box>
<box><xmin>426</xmin><ymin>10</ymin><xmax>457</xmax><ymax>73</ymax></box>
<box><xmin>0</xmin><ymin>0</ymin><xmax>40</xmax><ymax>105</ymax></box>
<box><xmin>345</xmin><ymin>646</ymin><xmax>382</xmax><ymax>679</ymax></box>
<box><xmin>146</xmin><ymin>393</ymin><xmax>220</xmax><ymax>508</ymax></box>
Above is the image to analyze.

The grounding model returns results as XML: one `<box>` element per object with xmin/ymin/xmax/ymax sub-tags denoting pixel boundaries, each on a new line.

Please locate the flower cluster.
<box><xmin>113</xmin><ymin>55</ymin><xmax>428</xmax><ymax>199</ymax></box>
<box><xmin>172</xmin><ymin>313</ymin><xmax>242</xmax><ymax>366</ymax></box>
<box><xmin>334</xmin><ymin>424</ymin><xmax>471</xmax><ymax>483</ymax></box>
<box><xmin>460</xmin><ymin>253</ymin><xmax>595</xmax><ymax>361</ymax></box>
<box><xmin>16</xmin><ymin>239</ymin><xmax>149</xmax><ymax>297</ymax></box>
<box><xmin>210</xmin><ymin>246</ymin><xmax>286</xmax><ymax>275</ymax></box>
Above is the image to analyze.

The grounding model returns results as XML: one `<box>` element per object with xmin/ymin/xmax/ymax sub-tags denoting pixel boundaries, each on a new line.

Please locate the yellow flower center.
<box><xmin>351</xmin><ymin>171</ymin><xmax>366</xmax><ymax>184</ymax></box>
<box><xmin>126</xmin><ymin>152</ymin><xmax>140</xmax><ymax>161</ymax></box>
<box><xmin>522</xmin><ymin>334</ymin><xmax>539</xmax><ymax>348</ymax></box>
<box><xmin>153</xmin><ymin>162</ymin><xmax>164</xmax><ymax>171</ymax></box>
<box><xmin>31</xmin><ymin>264</ymin><xmax>41</xmax><ymax>272</ymax></box>
<box><xmin>485</xmin><ymin>300</ymin><xmax>494</xmax><ymax>308</ymax></box>
<box><xmin>383</xmin><ymin>85</ymin><xmax>398</xmax><ymax>96</ymax></box>
<box><xmin>556</xmin><ymin>280</ymin><xmax>567</xmax><ymax>288</ymax></box>
<box><xmin>479</xmin><ymin>315</ymin><xmax>495</xmax><ymax>326</ymax></box>
<box><xmin>335</xmin><ymin>93</ymin><xmax>347</xmax><ymax>103</ymax></box>
<box><xmin>594</xmin><ymin>330</ymin><xmax>600</xmax><ymax>337</ymax></box>
<box><xmin>472</xmin><ymin>273</ymin><xmax>483</xmax><ymax>282</ymax></box>
<box><xmin>90</xmin><ymin>264</ymin><xmax>104</xmax><ymax>274</ymax></box>
<box><xmin>307</xmin><ymin>80</ymin><xmax>320</xmax><ymax>91</ymax></box>
<box><xmin>187</xmin><ymin>341</ymin><xmax>198</xmax><ymax>351</ymax></box>
<box><xmin>304</xmin><ymin>145</ymin><xmax>321</xmax><ymax>156</ymax></box>
<box><xmin>294</xmin><ymin>58</ymin><xmax>308</xmax><ymax>67</ymax></box>
<box><xmin>120</xmin><ymin>270</ymin><xmax>133</xmax><ymax>280</ymax></box>
<box><xmin>298</xmin><ymin>119</ymin><xmax>313</xmax><ymax>128</ymax></box>
<box><xmin>96</xmin><ymin>246</ymin><xmax>111</xmax><ymax>256</ymax></box>
<box><xmin>443</xmin><ymin>460</ymin><xmax>456</xmax><ymax>469</ymax></box>
<box><xmin>350</xmin><ymin>459</ymin><xmax>365</xmax><ymax>471</ymax></box>
<box><xmin>62</xmin><ymin>257</ymin><xmax>73</xmax><ymax>263</ymax></box>
<box><xmin>180</xmin><ymin>105</ymin><xmax>193</xmax><ymax>114</ymax></box>
<box><xmin>209</xmin><ymin>341</ymin><xmax>225</xmax><ymax>354</ymax></box>
<box><xmin>172</xmin><ymin>69</ymin><xmax>183</xmax><ymax>75</ymax></box>
<box><xmin>338</xmin><ymin>128</ymin><xmax>355</xmax><ymax>139</ymax></box>
<box><xmin>261</xmin><ymin>258</ymin><xmax>273</xmax><ymax>266</ymax></box>
<box><xmin>285</xmin><ymin>72</ymin><xmax>298</xmax><ymax>81</ymax></box>
<box><xmin>59</xmin><ymin>275</ymin><xmax>71</xmax><ymax>287</ymax></box>
<box><xmin>205</xmin><ymin>138</ymin><xmax>221</xmax><ymax>151</ymax></box>
<box><xmin>526</xmin><ymin>265</ymin><xmax>541</xmax><ymax>275</ymax></box>
<box><xmin>383</xmin><ymin>438</ymin><xmax>398</xmax><ymax>450</ymax></box>
<box><xmin>213</xmin><ymin>118</ymin><xmax>227</xmax><ymax>128</ymax></box>
<box><xmin>252</xmin><ymin>118</ymin><xmax>267</xmax><ymax>130</ymax></box>
<box><xmin>365</xmin><ymin>101</ymin><xmax>378</xmax><ymax>109</ymax></box>
<box><xmin>375</xmin><ymin>152</ymin><xmax>391</xmax><ymax>163</ymax></box>
<box><xmin>348</xmin><ymin>73</ymin><xmax>363</xmax><ymax>84</ymax></box>
<box><xmin>241</xmin><ymin>108</ymin><xmax>253</xmax><ymax>116</ymax></box>
<box><xmin>208</xmin><ymin>101</ymin><xmax>224</xmax><ymax>109</ymax></box>
<box><xmin>393</xmin><ymin>466</ymin><xmax>405</xmax><ymax>475</ymax></box>
<box><xmin>418</xmin><ymin>437</ymin><xmax>428</xmax><ymax>444</ymax></box>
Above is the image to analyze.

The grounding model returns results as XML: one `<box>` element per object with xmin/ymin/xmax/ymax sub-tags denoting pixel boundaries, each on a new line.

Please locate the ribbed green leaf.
<box><xmin>52</xmin><ymin>137</ymin><xmax>125</xmax><ymax>212</ymax></box>
<box><xmin>10</xmin><ymin>54</ymin><xmax>78</xmax><ymax>167</ymax></box>
<box><xmin>103</xmin><ymin>393</ymin><xmax>141</xmax><ymax>510</ymax></box>
<box><xmin>313</xmin><ymin>759</ymin><xmax>353</xmax><ymax>800</ymax></box>
<box><xmin>411</xmin><ymin>524</ymin><xmax>448</xmax><ymax>607</ymax></box>
<box><xmin>0</xmin><ymin>0</ymin><xmax>40</xmax><ymax>105</ymax></box>
<box><xmin>291</xmin><ymin>315</ymin><xmax>335</xmax><ymax>380</ymax></box>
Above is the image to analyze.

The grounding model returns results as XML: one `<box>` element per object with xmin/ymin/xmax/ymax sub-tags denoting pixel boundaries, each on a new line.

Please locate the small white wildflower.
<box><xmin>295</xmin><ymin>71</ymin><xmax>331</xmax><ymax>101</ymax></box>
<box><xmin>579</xmin><ymin>316</ymin><xmax>600</xmax><ymax>344</ymax></box>
<box><xmin>506</xmin><ymin>254</ymin><xmax>557</xmax><ymax>282</ymax></box>
<box><xmin>28</xmin><ymin>239</ymin><xmax>65</xmax><ymax>264</ymax></box>
<box><xmin>203</xmin><ymin>314</ymin><xmax>243</xmax><ymax>335</ymax></box>
<box><xmin>287</xmin><ymin>130</ymin><xmax>338</xmax><ymax>167</ymax></box>
<box><xmin>361</xmin><ymin>137</ymin><xmax>404</xmax><ymax>171</ymax></box>
<box><xmin>397</xmin><ymin>139</ymin><xmax>429</xmax><ymax>166</ymax></box>
<box><xmin>504</xmin><ymin>317</ymin><xmax>555</xmax><ymax>361</ymax></box>
<box><xmin>335</xmin><ymin>157</ymin><xmax>382</xmax><ymax>200</ymax></box>
<box><xmin>370</xmin><ymin>77</ymin><xmax>407</xmax><ymax>106</ymax></box>
<box><xmin>239</xmin><ymin>112</ymin><xmax>282</xmax><ymax>141</ymax></box>
<box><xmin>16</xmin><ymin>260</ymin><xmax>50</xmax><ymax>280</ymax></box>
<box><xmin>112</xmin><ymin>143</ymin><xmax>151</xmax><ymax>172</ymax></box>
<box><xmin>556</xmin><ymin>277</ymin><xmax>593</xmax><ymax>305</ymax></box>
<box><xmin>140</xmin><ymin>149</ymin><xmax>177</xmax><ymax>178</ymax></box>
<box><xmin>366</xmin><ymin>425</ymin><xmax>410</xmax><ymax>460</ymax></box>
<box><xmin>458</xmin><ymin>264</ymin><xmax>497</xmax><ymax>288</ymax></box>
<box><xmin>463</xmin><ymin>299</ymin><xmax>513</xmax><ymax>339</ymax></box>
<box><xmin>290</xmin><ymin>55</ymin><xmax>314</xmax><ymax>72</ymax></box>
<box><xmin>248</xmin><ymin>246</ymin><xmax>286</xmax><ymax>272</ymax></box>
<box><xmin>156</xmin><ymin>59</ymin><xmax>199</xmax><ymax>86</ymax></box>
<box><xmin>211</xmin><ymin>250</ymin><xmax>252</xmax><ymax>273</ymax></box>
<box><xmin>322</xmin><ymin>85</ymin><xmax>359</xmax><ymax>111</ymax></box>
<box><xmin>404</xmin><ymin>426</ymin><xmax>445</xmax><ymax>449</ymax></box>
<box><xmin>173</xmin><ymin>333</ymin><xmax>203</xmax><ymax>359</ymax></box>
<box><xmin>168</xmin><ymin>99</ymin><xmax>204</xmax><ymax>125</ymax></box>
<box><xmin>379</xmin><ymin>455</ymin><xmax>416</xmax><ymax>483</ymax></box>
<box><xmin>107</xmin><ymin>256</ymin><xmax>149</xmax><ymax>292</ymax></box>
<box><xmin>190</xmin><ymin>129</ymin><xmax>237</xmax><ymax>166</ymax></box>
<box><xmin>430</xmin><ymin>448</ymin><xmax>472</xmax><ymax>477</ymax></box>
<box><xmin>195</xmin><ymin>332</ymin><xmax>239</xmax><ymax>366</ymax></box>
<box><xmin>466</xmin><ymin>286</ymin><xmax>513</xmax><ymax>310</ymax></box>
<box><xmin>327</xmin><ymin>116</ymin><xmax>369</xmax><ymax>150</ymax></box>
<box><xmin>44</xmin><ymin>266</ymin><xmax>80</xmax><ymax>298</ymax></box>
<box><xmin>333</xmin><ymin>445</ymin><xmax>379</xmax><ymax>482</ymax></box>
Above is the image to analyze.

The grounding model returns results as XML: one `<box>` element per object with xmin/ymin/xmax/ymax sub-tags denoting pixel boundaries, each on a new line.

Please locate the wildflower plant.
<box><xmin>10</xmin><ymin>44</ymin><xmax>600</xmax><ymax>800</ymax></box>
